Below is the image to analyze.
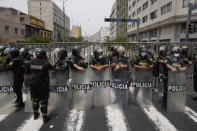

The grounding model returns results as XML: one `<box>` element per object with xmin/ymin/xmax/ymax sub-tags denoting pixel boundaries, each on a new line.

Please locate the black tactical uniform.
<box><xmin>7</xmin><ymin>48</ymin><xmax>25</xmax><ymax>107</ymax></box>
<box><xmin>164</xmin><ymin>47</ymin><xmax>186</xmax><ymax>109</ymax></box>
<box><xmin>108</xmin><ymin>45</ymin><xmax>118</xmax><ymax>64</ymax></box>
<box><xmin>90</xmin><ymin>48</ymin><xmax>108</xmax><ymax>68</ymax></box>
<box><xmin>111</xmin><ymin>46</ymin><xmax>130</xmax><ymax>82</ymax></box>
<box><xmin>193</xmin><ymin>54</ymin><xmax>197</xmax><ymax>100</ymax></box>
<box><xmin>20</xmin><ymin>48</ymin><xmax>32</xmax><ymax>62</ymax></box>
<box><xmin>0</xmin><ymin>46</ymin><xmax>8</xmax><ymax>71</ymax></box>
<box><xmin>70</xmin><ymin>46</ymin><xmax>88</xmax><ymax>71</ymax></box>
<box><xmin>54</xmin><ymin>48</ymin><xmax>69</xmax><ymax>71</ymax></box>
<box><xmin>148</xmin><ymin>48</ymin><xmax>158</xmax><ymax>77</ymax></box>
<box><xmin>25</xmin><ymin>48</ymin><xmax>53</xmax><ymax>123</ymax></box>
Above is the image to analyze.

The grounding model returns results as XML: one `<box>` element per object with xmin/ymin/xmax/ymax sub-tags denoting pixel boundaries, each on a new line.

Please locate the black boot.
<box><xmin>43</xmin><ymin>115</ymin><xmax>50</xmax><ymax>124</ymax></box>
<box><xmin>15</xmin><ymin>101</ymin><xmax>24</xmax><ymax>108</ymax></box>
<box><xmin>34</xmin><ymin>112</ymin><xmax>40</xmax><ymax>120</ymax></box>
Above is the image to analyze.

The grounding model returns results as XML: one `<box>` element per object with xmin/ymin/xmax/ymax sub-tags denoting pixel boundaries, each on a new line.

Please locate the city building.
<box><xmin>116</xmin><ymin>0</ymin><xmax>128</xmax><ymax>37</ymax></box>
<box><xmin>28</xmin><ymin>0</ymin><xmax>70</xmax><ymax>41</ymax></box>
<box><xmin>0</xmin><ymin>17</ymin><xmax>25</xmax><ymax>43</ymax></box>
<box><xmin>88</xmin><ymin>27</ymin><xmax>110</xmax><ymax>42</ymax></box>
<box><xmin>72</xmin><ymin>26</ymin><xmax>82</xmax><ymax>38</ymax></box>
<box><xmin>0</xmin><ymin>7</ymin><xmax>52</xmax><ymax>40</ymax></box>
<box><xmin>109</xmin><ymin>1</ymin><xmax>117</xmax><ymax>40</ymax></box>
<box><xmin>127</xmin><ymin>0</ymin><xmax>197</xmax><ymax>42</ymax></box>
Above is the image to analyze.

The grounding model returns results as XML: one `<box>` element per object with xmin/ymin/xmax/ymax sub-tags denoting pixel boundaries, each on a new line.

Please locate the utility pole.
<box><xmin>186</xmin><ymin>2</ymin><xmax>192</xmax><ymax>42</ymax></box>
<box><xmin>63</xmin><ymin>0</ymin><xmax>66</xmax><ymax>42</ymax></box>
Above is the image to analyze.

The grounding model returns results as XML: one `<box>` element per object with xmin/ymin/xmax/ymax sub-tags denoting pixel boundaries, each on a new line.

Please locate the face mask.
<box><xmin>141</xmin><ymin>52</ymin><xmax>146</xmax><ymax>57</ymax></box>
<box><xmin>174</xmin><ymin>53</ymin><xmax>179</xmax><ymax>57</ymax></box>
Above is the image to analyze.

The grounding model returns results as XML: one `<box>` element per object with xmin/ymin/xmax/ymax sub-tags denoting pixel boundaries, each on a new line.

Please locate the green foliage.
<box><xmin>66</xmin><ymin>37</ymin><xmax>84</xmax><ymax>42</ymax></box>
<box><xmin>24</xmin><ymin>35</ymin><xmax>51</xmax><ymax>43</ymax></box>
<box><xmin>107</xmin><ymin>36</ymin><xmax>128</xmax><ymax>42</ymax></box>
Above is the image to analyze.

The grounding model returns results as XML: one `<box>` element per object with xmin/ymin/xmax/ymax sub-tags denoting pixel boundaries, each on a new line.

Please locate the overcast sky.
<box><xmin>0</xmin><ymin>0</ymin><xmax>115</xmax><ymax>36</ymax></box>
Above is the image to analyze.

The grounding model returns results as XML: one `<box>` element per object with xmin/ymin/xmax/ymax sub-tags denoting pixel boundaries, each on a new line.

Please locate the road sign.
<box><xmin>191</xmin><ymin>4</ymin><xmax>197</xmax><ymax>11</ymax></box>
<box><xmin>104</xmin><ymin>18</ymin><xmax>138</xmax><ymax>23</ymax></box>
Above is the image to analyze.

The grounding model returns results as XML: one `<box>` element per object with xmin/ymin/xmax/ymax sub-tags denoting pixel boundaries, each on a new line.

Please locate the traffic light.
<box><xmin>188</xmin><ymin>23</ymin><xmax>195</xmax><ymax>34</ymax></box>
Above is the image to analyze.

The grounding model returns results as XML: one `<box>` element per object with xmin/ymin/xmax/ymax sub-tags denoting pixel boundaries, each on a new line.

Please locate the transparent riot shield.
<box><xmin>111</xmin><ymin>68</ymin><xmax>130</xmax><ymax>108</ymax></box>
<box><xmin>89</xmin><ymin>68</ymin><xmax>111</xmax><ymax>106</ymax></box>
<box><xmin>70</xmin><ymin>68</ymin><xmax>93</xmax><ymax>110</ymax></box>
<box><xmin>167</xmin><ymin>71</ymin><xmax>186</xmax><ymax>113</ymax></box>
<box><xmin>25</xmin><ymin>71</ymin><xmax>70</xmax><ymax>115</ymax></box>
<box><xmin>186</xmin><ymin>65</ymin><xmax>194</xmax><ymax>94</ymax></box>
<box><xmin>132</xmin><ymin>69</ymin><xmax>153</xmax><ymax>108</ymax></box>
<box><xmin>0</xmin><ymin>71</ymin><xmax>15</xmax><ymax>115</ymax></box>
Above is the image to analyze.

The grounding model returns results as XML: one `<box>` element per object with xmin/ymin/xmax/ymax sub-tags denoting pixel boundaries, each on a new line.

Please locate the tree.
<box><xmin>107</xmin><ymin>36</ymin><xmax>128</xmax><ymax>42</ymax></box>
<box><xmin>24</xmin><ymin>35</ymin><xmax>51</xmax><ymax>43</ymax></box>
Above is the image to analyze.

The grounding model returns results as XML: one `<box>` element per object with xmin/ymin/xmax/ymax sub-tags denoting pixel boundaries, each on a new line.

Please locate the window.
<box><xmin>150</xmin><ymin>10</ymin><xmax>157</xmax><ymax>20</ymax></box>
<box><xmin>5</xmin><ymin>26</ymin><xmax>9</xmax><ymax>33</ymax></box>
<box><xmin>161</xmin><ymin>2</ymin><xmax>172</xmax><ymax>15</ymax></box>
<box><xmin>132</xmin><ymin>1</ymin><xmax>136</xmax><ymax>7</ymax></box>
<box><xmin>132</xmin><ymin>12</ymin><xmax>135</xmax><ymax>17</ymax></box>
<box><xmin>142</xmin><ymin>15</ymin><xmax>148</xmax><ymax>23</ymax></box>
<box><xmin>151</xmin><ymin>0</ymin><xmax>157</xmax><ymax>5</ymax></box>
<box><xmin>150</xmin><ymin>29</ymin><xmax>157</xmax><ymax>37</ymax></box>
<box><xmin>137</xmin><ymin>7</ymin><xmax>141</xmax><ymax>14</ymax></box>
<box><xmin>143</xmin><ymin>1</ymin><xmax>149</xmax><ymax>10</ymax></box>
<box><xmin>20</xmin><ymin>17</ymin><xmax>24</xmax><ymax>22</ymax></box>
<box><xmin>167</xmin><ymin>2</ymin><xmax>172</xmax><ymax>12</ymax></box>
<box><xmin>15</xmin><ymin>28</ymin><xmax>18</xmax><ymax>35</ymax></box>
<box><xmin>161</xmin><ymin>5</ymin><xmax>167</xmax><ymax>15</ymax></box>
<box><xmin>21</xmin><ymin>29</ymin><xmax>24</xmax><ymax>36</ymax></box>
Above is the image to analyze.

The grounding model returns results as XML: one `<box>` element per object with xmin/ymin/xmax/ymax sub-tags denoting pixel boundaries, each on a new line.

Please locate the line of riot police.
<box><xmin>0</xmin><ymin>44</ymin><xmax>197</xmax><ymax>123</ymax></box>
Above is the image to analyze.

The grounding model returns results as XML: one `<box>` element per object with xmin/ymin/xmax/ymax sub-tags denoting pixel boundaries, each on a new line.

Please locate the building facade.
<box><xmin>109</xmin><ymin>1</ymin><xmax>117</xmax><ymax>40</ymax></box>
<box><xmin>0</xmin><ymin>17</ymin><xmax>25</xmax><ymax>43</ymax></box>
<box><xmin>116</xmin><ymin>0</ymin><xmax>128</xmax><ymax>37</ymax></box>
<box><xmin>72</xmin><ymin>26</ymin><xmax>82</xmax><ymax>38</ymax></box>
<box><xmin>28</xmin><ymin>0</ymin><xmax>70</xmax><ymax>41</ymax></box>
<box><xmin>127</xmin><ymin>0</ymin><xmax>197</xmax><ymax>42</ymax></box>
<box><xmin>88</xmin><ymin>27</ymin><xmax>110</xmax><ymax>42</ymax></box>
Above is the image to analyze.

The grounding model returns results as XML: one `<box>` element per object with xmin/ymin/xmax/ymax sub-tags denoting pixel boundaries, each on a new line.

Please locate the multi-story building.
<box><xmin>72</xmin><ymin>26</ymin><xmax>82</xmax><ymax>39</ymax></box>
<box><xmin>0</xmin><ymin>17</ymin><xmax>25</xmax><ymax>43</ymax></box>
<box><xmin>88</xmin><ymin>27</ymin><xmax>110</xmax><ymax>42</ymax></box>
<box><xmin>116</xmin><ymin>0</ymin><xmax>128</xmax><ymax>37</ymax></box>
<box><xmin>127</xmin><ymin>0</ymin><xmax>197</xmax><ymax>42</ymax></box>
<box><xmin>28</xmin><ymin>0</ymin><xmax>70</xmax><ymax>41</ymax></box>
<box><xmin>109</xmin><ymin>1</ymin><xmax>117</xmax><ymax>40</ymax></box>
<box><xmin>0</xmin><ymin>7</ymin><xmax>52</xmax><ymax>40</ymax></box>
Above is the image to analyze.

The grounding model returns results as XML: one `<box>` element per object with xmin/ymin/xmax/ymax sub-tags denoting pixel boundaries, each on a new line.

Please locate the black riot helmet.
<box><xmin>20</xmin><ymin>47</ymin><xmax>29</xmax><ymax>56</ymax></box>
<box><xmin>57</xmin><ymin>48</ymin><xmax>67</xmax><ymax>58</ymax></box>
<box><xmin>0</xmin><ymin>46</ymin><xmax>6</xmax><ymax>52</ymax></box>
<box><xmin>159</xmin><ymin>46</ymin><xmax>166</xmax><ymax>55</ymax></box>
<box><xmin>72</xmin><ymin>46</ymin><xmax>81</xmax><ymax>56</ymax></box>
<box><xmin>117</xmin><ymin>46</ymin><xmax>126</xmax><ymax>56</ymax></box>
<box><xmin>35</xmin><ymin>48</ymin><xmax>46</xmax><ymax>59</ymax></box>
<box><xmin>139</xmin><ymin>45</ymin><xmax>148</xmax><ymax>59</ymax></box>
<box><xmin>94</xmin><ymin>48</ymin><xmax>103</xmax><ymax>59</ymax></box>
<box><xmin>4</xmin><ymin>47</ymin><xmax>11</xmax><ymax>55</ymax></box>
<box><xmin>10</xmin><ymin>47</ymin><xmax>20</xmax><ymax>58</ymax></box>
<box><xmin>181</xmin><ymin>45</ymin><xmax>188</xmax><ymax>55</ymax></box>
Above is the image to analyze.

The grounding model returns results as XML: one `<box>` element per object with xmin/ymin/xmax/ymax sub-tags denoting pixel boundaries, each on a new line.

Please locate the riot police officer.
<box><xmin>181</xmin><ymin>46</ymin><xmax>192</xmax><ymax>65</ymax></box>
<box><xmin>108</xmin><ymin>45</ymin><xmax>118</xmax><ymax>64</ymax></box>
<box><xmin>25</xmin><ymin>48</ymin><xmax>53</xmax><ymax>123</ymax></box>
<box><xmin>90</xmin><ymin>47</ymin><xmax>108</xmax><ymax>71</ymax></box>
<box><xmin>7</xmin><ymin>48</ymin><xmax>25</xmax><ymax>108</ymax></box>
<box><xmin>20</xmin><ymin>47</ymin><xmax>32</xmax><ymax>62</ymax></box>
<box><xmin>133</xmin><ymin>45</ymin><xmax>154</xmax><ymax>70</ymax></box>
<box><xmin>0</xmin><ymin>46</ymin><xmax>7</xmax><ymax>71</ymax></box>
<box><xmin>157</xmin><ymin>46</ymin><xmax>168</xmax><ymax>83</ymax></box>
<box><xmin>192</xmin><ymin>54</ymin><xmax>197</xmax><ymax>100</ymax></box>
<box><xmin>70</xmin><ymin>46</ymin><xmax>88</xmax><ymax>71</ymax></box>
<box><xmin>164</xmin><ymin>46</ymin><xmax>187</xmax><ymax>109</ymax></box>
<box><xmin>111</xmin><ymin>46</ymin><xmax>130</xmax><ymax>83</ymax></box>
<box><xmin>148</xmin><ymin>48</ymin><xmax>158</xmax><ymax>81</ymax></box>
<box><xmin>54</xmin><ymin>48</ymin><xmax>69</xmax><ymax>71</ymax></box>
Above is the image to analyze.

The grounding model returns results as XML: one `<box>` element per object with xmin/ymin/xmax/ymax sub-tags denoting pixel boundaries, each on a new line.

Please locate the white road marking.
<box><xmin>64</xmin><ymin>109</ymin><xmax>86</xmax><ymax>131</ymax></box>
<box><xmin>16</xmin><ymin>116</ymin><xmax>43</xmax><ymax>131</ymax></box>
<box><xmin>105</xmin><ymin>104</ymin><xmax>129</xmax><ymax>131</ymax></box>
<box><xmin>144</xmin><ymin>106</ymin><xmax>178</xmax><ymax>131</ymax></box>
<box><xmin>185</xmin><ymin>107</ymin><xmax>197</xmax><ymax>123</ymax></box>
<box><xmin>0</xmin><ymin>115</ymin><xmax>8</xmax><ymax>122</ymax></box>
